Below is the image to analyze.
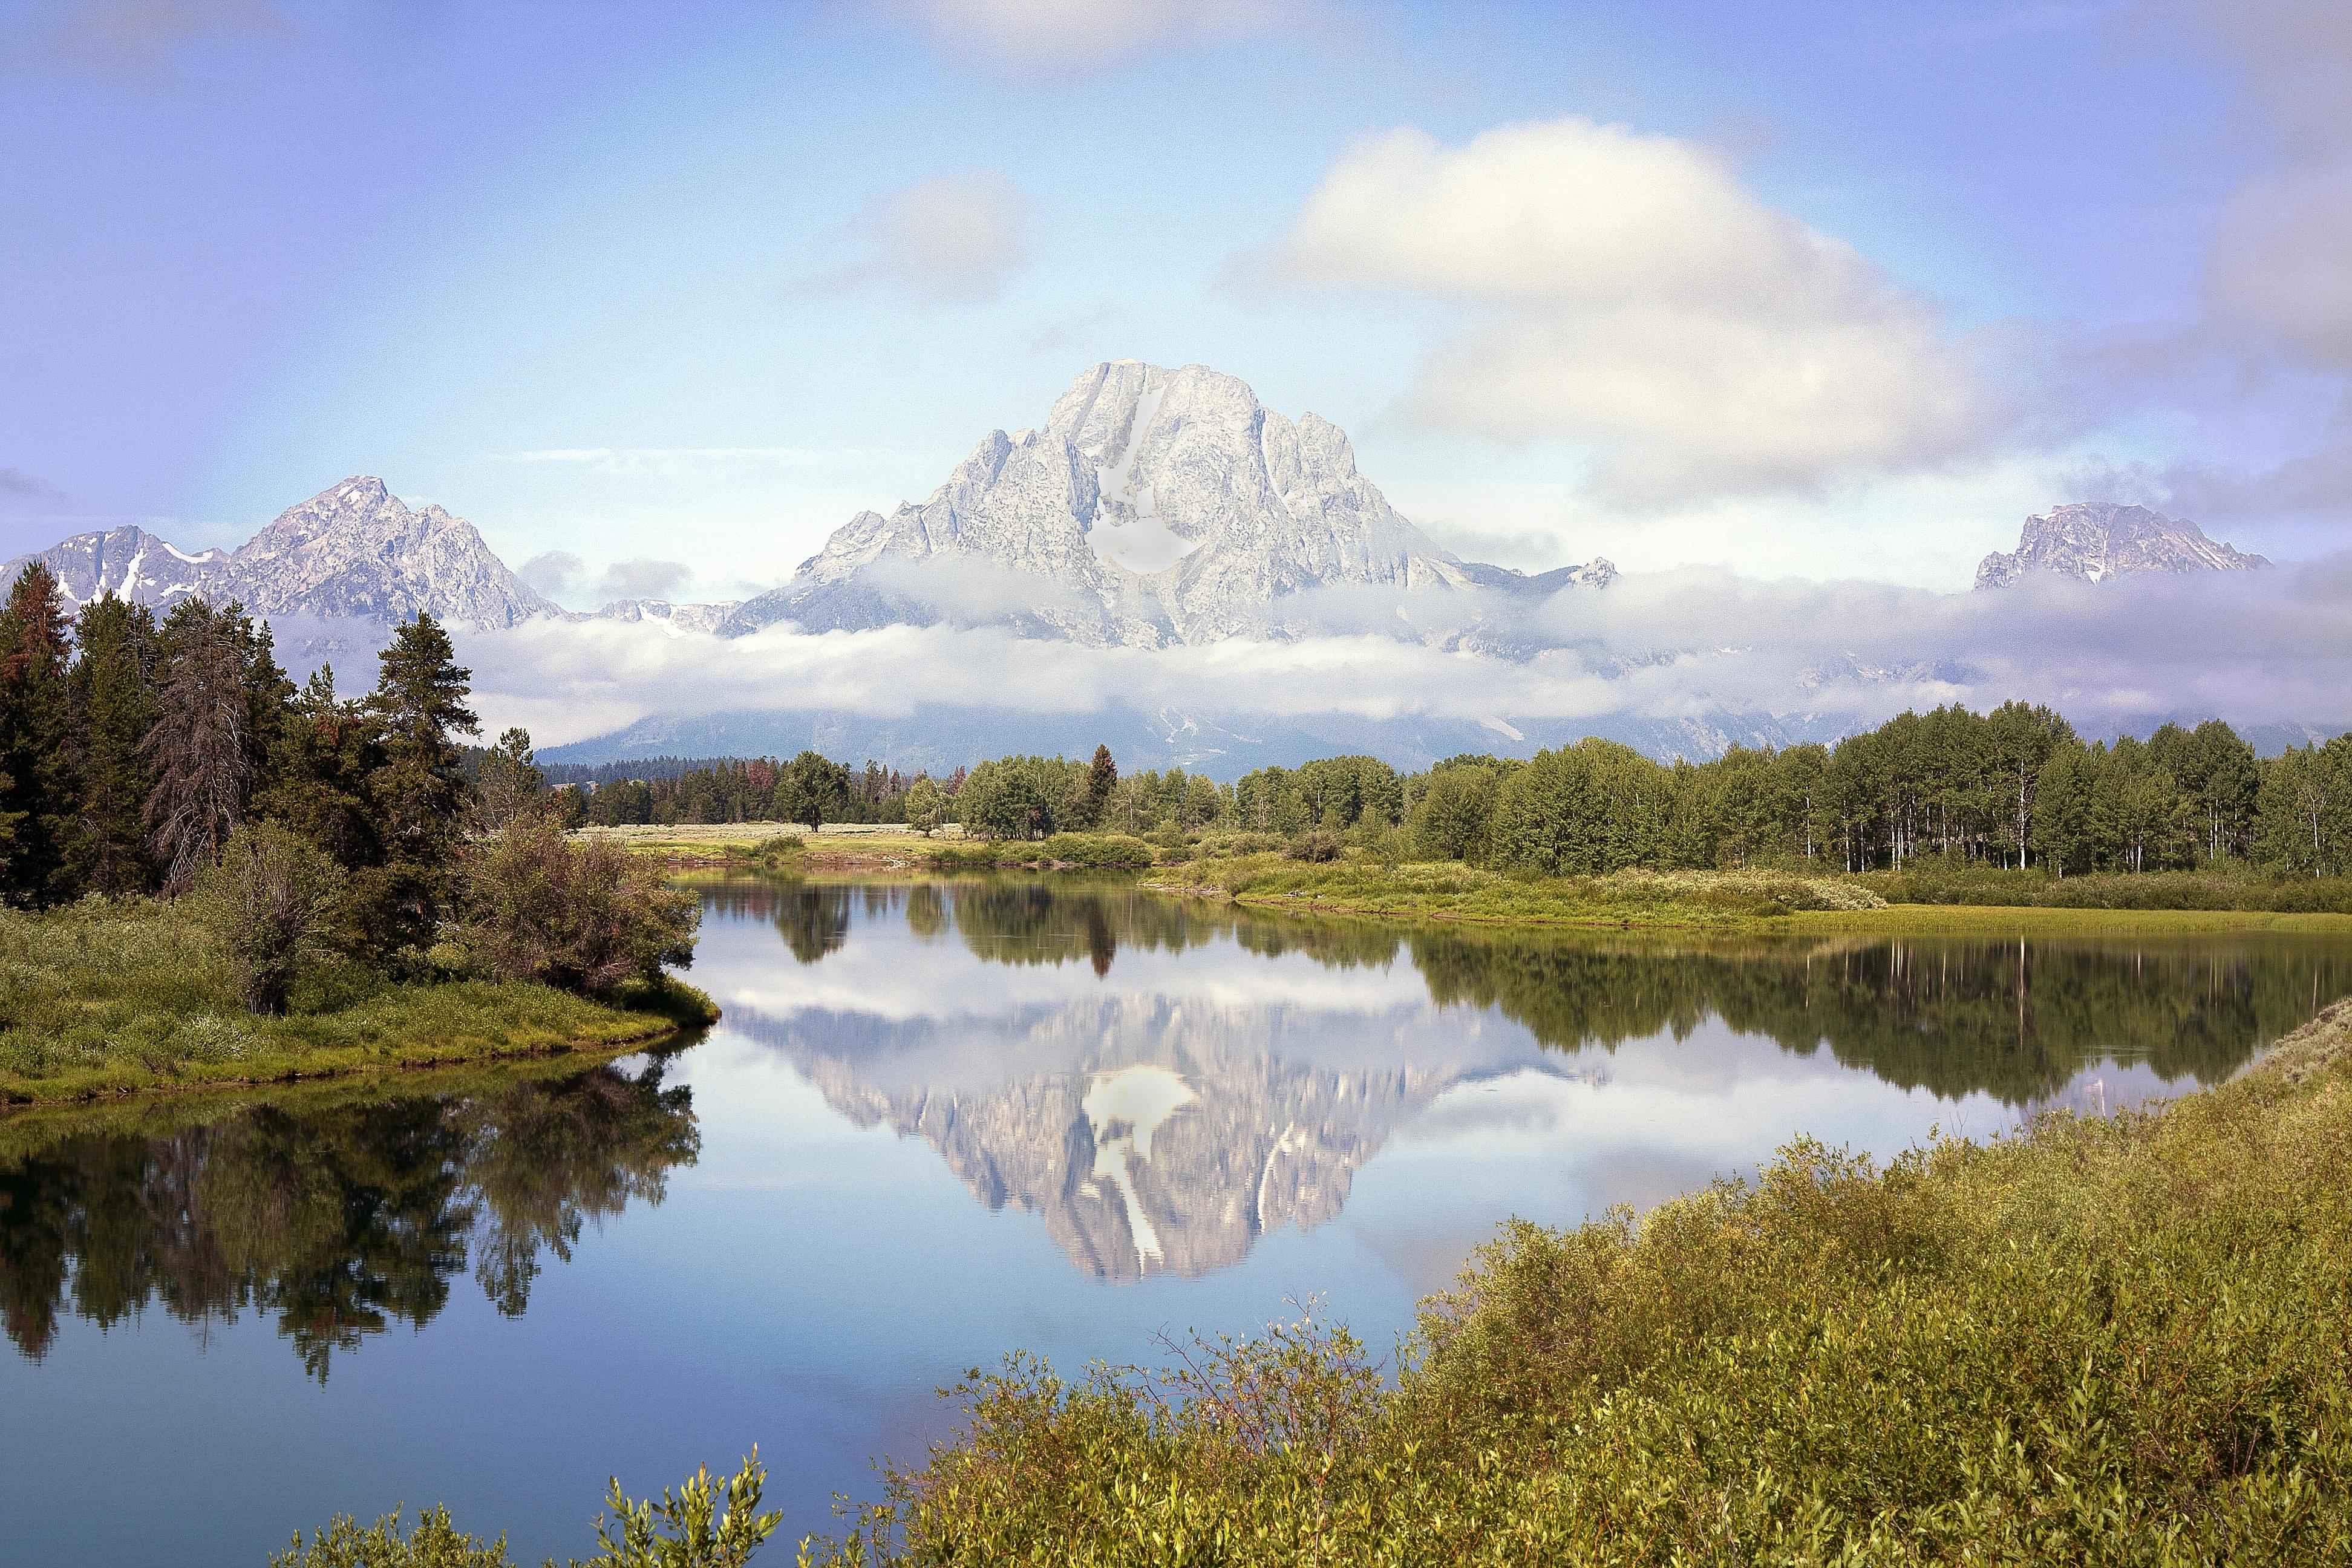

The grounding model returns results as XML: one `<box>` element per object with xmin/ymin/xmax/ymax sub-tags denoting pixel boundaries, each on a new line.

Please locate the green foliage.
<box><xmin>923</xmin><ymin>832</ymin><xmax>1156</xmax><ymax>871</ymax></box>
<box><xmin>566</xmin><ymin>1452</ymin><xmax>780</xmax><ymax>1568</ymax></box>
<box><xmin>773</xmin><ymin>750</ymin><xmax>853</xmax><ymax>831</ymax></box>
<box><xmin>0</xmin><ymin>561</ymin><xmax>80</xmax><ymax>905</ymax></box>
<box><xmin>267</xmin><ymin>1455</ymin><xmax>774</xmax><ymax>1568</ymax></box>
<box><xmin>0</xmin><ymin>897</ymin><xmax>710</xmax><ymax>1105</ymax></box>
<box><xmin>259</xmin><ymin>665</ymin><xmax>385</xmax><ymax>875</ymax></box>
<box><xmin>1285</xmin><ymin>827</ymin><xmax>1342</xmax><ymax>863</ymax></box>
<box><xmin>362</xmin><ymin>613</ymin><xmax>481</xmax><ymax>957</ymax></box>
<box><xmin>780</xmin><ymin>752</ymin><xmax>852</xmax><ymax>829</ymax></box>
<box><xmin>270</xmin><ymin>1506</ymin><xmax>514</xmax><ymax>1567</ymax></box>
<box><xmin>191</xmin><ymin>821</ymin><xmax>350</xmax><ymax>1014</ymax></box>
<box><xmin>455</xmin><ymin>818</ymin><xmax>701</xmax><ymax>998</ymax></box>
<box><xmin>807</xmin><ymin>1016</ymin><xmax>2352</xmax><ymax>1565</ymax></box>
<box><xmin>475</xmin><ymin>725</ymin><xmax>547</xmax><ymax>831</ymax></box>
<box><xmin>903</xmin><ymin>776</ymin><xmax>943</xmax><ymax>836</ymax></box>
<box><xmin>68</xmin><ymin>594</ymin><xmax>160</xmax><ymax>895</ymax></box>
<box><xmin>955</xmin><ymin>754</ymin><xmax>1071</xmax><ymax>840</ymax></box>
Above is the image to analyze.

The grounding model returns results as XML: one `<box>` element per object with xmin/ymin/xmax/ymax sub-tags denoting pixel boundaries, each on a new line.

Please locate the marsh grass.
<box><xmin>926</xmin><ymin>833</ymin><xmax>1159</xmax><ymax>872</ymax></box>
<box><xmin>0</xmin><ymin>898</ymin><xmax>714</xmax><ymax>1106</ymax></box>
<box><xmin>1160</xmin><ymin>855</ymin><xmax>1886</xmax><ymax>928</ymax></box>
<box><xmin>808</xmin><ymin>1005</ymin><xmax>2352</xmax><ymax>1566</ymax></box>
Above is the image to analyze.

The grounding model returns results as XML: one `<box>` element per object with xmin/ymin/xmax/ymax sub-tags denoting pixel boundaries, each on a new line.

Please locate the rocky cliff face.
<box><xmin>0</xmin><ymin>524</ymin><xmax>224</xmax><ymax>612</ymax></box>
<box><xmin>1974</xmin><ymin>502</ymin><xmax>2269</xmax><ymax>590</ymax></box>
<box><xmin>719</xmin><ymin>361</ymin><xmax>1616</xmax><ymax>646</ymax></box>
<box><xmin>218</xmin><ymin>477</ymin><xmax>556</xmax><ymax>627</ymax></box>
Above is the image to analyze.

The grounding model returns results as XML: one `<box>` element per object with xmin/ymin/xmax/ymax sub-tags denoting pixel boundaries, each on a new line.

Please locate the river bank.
<box><xmin>1143</xmin><ymin>855</ymin><xmax>2352</xmax><ymax>936</ymax></box>
<box><xmin>0</xmin><ymin>898</ymin><xmax>715</xmax><ymax>1108</ymax></box>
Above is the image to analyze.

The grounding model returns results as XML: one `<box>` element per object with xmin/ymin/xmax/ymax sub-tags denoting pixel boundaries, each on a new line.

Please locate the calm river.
<box><xmin>4</xmin><ymin>877</ymin><xmax>2345</xmax><ymax>1563</ymax></box>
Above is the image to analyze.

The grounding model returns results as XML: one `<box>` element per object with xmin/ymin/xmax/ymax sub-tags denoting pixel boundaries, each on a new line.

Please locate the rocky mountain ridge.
<box><xmin>2</xmin><ymin>476</ymin><xmax>554</xmax><ymax>629</ymax></box>
<box><xmin>1975</xmin><ymin>502</ymin><xmax>2269</xmax><ymax>590</ymax></box>
<box><xmin>719</xmin><ymin>361</ymin><xmax>1617</xmax><ymax>647</ymax></box>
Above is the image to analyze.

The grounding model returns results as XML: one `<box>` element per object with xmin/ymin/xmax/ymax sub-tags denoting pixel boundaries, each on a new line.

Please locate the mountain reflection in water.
<box><xmin>0</xmin><ymin>1053</ymin><xmax>697</xmax><ymax>1377</ymax></box>
<box><xmin>699</xmin><ymin>876</ymin><xmax>2346</xmax><ymax>1282</ymax></box>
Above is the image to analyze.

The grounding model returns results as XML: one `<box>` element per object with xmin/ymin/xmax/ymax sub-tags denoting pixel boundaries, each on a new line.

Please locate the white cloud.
<box><xmin>806</xmin><ymin>172</ymin><xmax>1030</xmax><ymax>305</ymax></box>
<box><xmin>892</xmin><ymin>0</ymin><xmax>1302</xmax><ymax>67</ymax></box>
<box><xmin>1266</xmin><ymin>119</ymin><xmax>2032</xmax><ymax>506</ymax></box>
<box><xmin>489</xmin><ymin>447</ymin><xmax>832</xmax><ymax>472</ymax></box>
<box><xmin>460</xmin><ymin>561</ymin><xmax>2352</xmax><ymax>750</ymax></box>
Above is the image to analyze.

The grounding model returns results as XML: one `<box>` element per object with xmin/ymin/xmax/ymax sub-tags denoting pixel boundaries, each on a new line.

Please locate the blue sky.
<box><xmin>3</xmin><ymin>0</ymin><xmax>2345</xmax><ymax>602</ymax></box>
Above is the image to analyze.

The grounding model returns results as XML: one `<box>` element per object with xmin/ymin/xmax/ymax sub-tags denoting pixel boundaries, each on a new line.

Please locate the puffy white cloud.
<box><xmin>1266</xmin><ymin>119</ymin><xmax>2031</xmax><ymax>506</ymax></box>
<box><xmin>893</xmin><ymin>0</ymin><xmax>1302</xmax><ymax>67</ymax></box>
<box><xmin>806</xmin><ymin>172</ymin><xmax>1030</xmax><ymax>305</ymax></box>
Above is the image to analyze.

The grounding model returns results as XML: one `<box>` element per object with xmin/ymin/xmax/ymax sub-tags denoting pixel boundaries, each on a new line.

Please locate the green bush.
<box><xmin>272</xmin><ymin>1454</ymin><xmax>779</xmax><ymax>1568</ymax></box>
<box><xmin>1286</xmin><ymin>828</ymin><xmax>1342</xmax><ymax>863</ymax></box>
<box><xmin>190</xmin><ymin>822</ymin><xmax>350</xmax><ymax>1013</ymax></box>
<box><xmin>805</xmin><ymin>1010</ymin><xmax>2352</xmax><ymax>1565</ymax></box>
<box><xmin>456</xmin><ymin>819</ymin><xmax>701</xmax><ymax>999</ymax></box>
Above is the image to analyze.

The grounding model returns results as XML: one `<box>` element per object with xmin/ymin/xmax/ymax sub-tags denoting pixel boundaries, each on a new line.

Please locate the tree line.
<box><xmin>573</xmin><ymin>704</ymin><xmax>2352</xmax><ymax>878</ymax></box>
<box><xmin>0</xmin><ymin>564</ymin><xmax>693</xmax><ymax>1007</ymax></box>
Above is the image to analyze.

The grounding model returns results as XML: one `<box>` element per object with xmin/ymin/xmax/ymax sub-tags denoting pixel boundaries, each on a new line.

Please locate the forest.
<box><xmin>562</xmin><ymin>708</ymin><xmax>2352</xmax><ymax>880</ymax></box>
<box><xmin>0</xmin><ymin>564</ymin><xmax>703</xmax><ymax>1101</ymax></box>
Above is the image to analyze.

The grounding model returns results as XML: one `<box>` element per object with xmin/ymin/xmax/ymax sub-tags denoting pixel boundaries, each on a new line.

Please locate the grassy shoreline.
<box><xmin>1145</xmin><ymin>856</ymin><xmax>2352</xmax><ymax>936</ymax></box>
<box><xmin>0</xmin><ymin>898</ymin><xmax>717</xmax><ymax>1109</ymax></box>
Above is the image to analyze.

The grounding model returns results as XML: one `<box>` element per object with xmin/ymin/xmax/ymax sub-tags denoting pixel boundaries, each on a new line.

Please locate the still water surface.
<box><xmin>4</xmin><ymin>878</ymin><xmax>2345</xmax><ymax>1563</ymax></box>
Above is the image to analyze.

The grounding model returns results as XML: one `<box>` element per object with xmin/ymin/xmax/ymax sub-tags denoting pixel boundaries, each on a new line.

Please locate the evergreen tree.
<box><xmin>1085</xmin><ymin>745</ymin><xmax>1117</xmax><ymax>822</ymax></box>
<box><xmin>69</xmin><ymin>594</ymin><xmax>161</xmax><ymax>895</ymax></box>
<box><xmin>144</xmin><ymin>602</ymin><xmax>256</xmax><ymax>893</ymax></box>
<box><xmin>258</xmin><ymin>665</ymin><xmax>384</xmax><ymax>873</ymax></box>
<box><xmin>363</xmin><ymin>613</ymin><xmax>479</xmax><ymax>956</ymax></box>
<box><xmin>0</xmin><ymin>563</ymin><xmax>81</xmax><ymax>905</ymax></box>
<box><xmin>474</xmin><ymin>727</ymin><xmax>545</xmax><ymax>831</ymax></box>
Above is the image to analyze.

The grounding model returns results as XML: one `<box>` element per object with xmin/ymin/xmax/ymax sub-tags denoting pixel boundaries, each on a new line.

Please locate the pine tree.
<box><xmin>69</xmin><ymin>594</ymin><xmax>161</xmax><ymax>894</ymax></box>
<box><xmin>362</xmin><ymin>613</ymin><xmax>480</xmax><ymax>958</ymax></box>
<box><xmin>145</xmin><ymin>601</ymin><xmax>256</xmax><ymax>893</ymax></box>
<box><xmin>257</xmin><ymin>664</ymin><xmax>385</xmax><ymax>872</ymax></box>
<box><xmin>475</xmin><ymin>727</ymin><xmax>545</xmax><ymax>830</ymax></box>
<box><xmin>0</xmin><ymin>563</ymin><xmax>83</xmax><ymax>905</ymax></box>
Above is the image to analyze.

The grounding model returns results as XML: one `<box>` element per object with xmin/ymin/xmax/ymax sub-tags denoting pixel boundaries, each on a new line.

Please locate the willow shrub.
<box><xmin>808</xmin><ymin>1008</ymin><xmax>2352</xmax><ymax>1566</ymax></box>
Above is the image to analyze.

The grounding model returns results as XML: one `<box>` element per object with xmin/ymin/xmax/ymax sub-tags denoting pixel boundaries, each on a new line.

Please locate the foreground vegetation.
<box><xmin>792</xmin><ymin>1002</ymin><xmax>2352</xmax><ymax>1566</ymax></box>
<box><xmin>0</xmin><ymin>895</ymin><xmax>713</xmax><ymax>1105</ymax></box>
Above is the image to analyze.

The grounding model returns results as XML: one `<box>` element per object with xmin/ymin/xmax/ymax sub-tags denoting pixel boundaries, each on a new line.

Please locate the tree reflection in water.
<box><xmin>0</xmin><ymin>1053</ymin><xmax>697</xmax><ymax>1379</ymax></box>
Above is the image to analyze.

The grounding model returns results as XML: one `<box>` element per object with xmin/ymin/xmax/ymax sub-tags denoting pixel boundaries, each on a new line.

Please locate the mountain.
<box><xmin>218</xmin><ymin>476</ymin><xmax>554</xmax><ymax>627</ymax></box>
<box><xmin>592</xmin><ymin>597</ymin><xmax>742</xmax><ymax>635</ymax></box>
<box><xmin>1974</xmin><ymin>502</ymin><xmax>2269</xmax><ymax>590</ymax></box>
<box><xmin>717</xmin><ymin>361</ymin><xmax>1615</xmax><ymax>647</ymax></box>
<box><xmin>0</xmin><ymin>476</ymin><xmax>555</xmax><ymax>629</ymax></box>
<box><xmin>0</xmin><ymin>524</ymin><xmax>226</xmax><ymax>612</ymax></box>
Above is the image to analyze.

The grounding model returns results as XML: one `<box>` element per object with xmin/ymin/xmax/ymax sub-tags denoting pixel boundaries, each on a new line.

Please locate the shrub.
<box><xmin>190</xmin><ymin>822</ymin><xmax>349</xmax><ymax>1014</ymax></box>
<box><xmin>272</xmin><ymin>1453</ymin><xmax>779</xmax><ymax>1568</ymax></box>
<box><xmin>1286</xmin><ymin>828</ymin><xmax>1342</xmax><ymax>863</ymax></box>
<box><xmin>456</xmin><ymin>819</ymin><xmax>699</xmax><ymax>999</ymax></box>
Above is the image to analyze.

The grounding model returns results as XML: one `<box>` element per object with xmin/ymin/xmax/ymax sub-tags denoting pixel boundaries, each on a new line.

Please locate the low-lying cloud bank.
<box><xmin>455</xmin><ymin>559</ymin><xmax>2352</xmax><ymax>754</ymax></box>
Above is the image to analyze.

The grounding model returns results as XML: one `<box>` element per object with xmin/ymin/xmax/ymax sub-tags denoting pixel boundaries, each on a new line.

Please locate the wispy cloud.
<box><xmin>519</xmin><ymin>550</ymin><xmax>698</xmax><ymax>609</ymax></box>
<box><xmin>488</xmin><ymin>447</ymin><xmax>835</xmax><ymax>472</ymax></box>
<box><xmin>800</xmin><ymin>172</ymin><xmax>1030</xmax><ymax>305</ymax></box>
<box><xmin>889</xmin><ymin>0</ymin><xmax>1310</xmax><ymax>69</ymax></box>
